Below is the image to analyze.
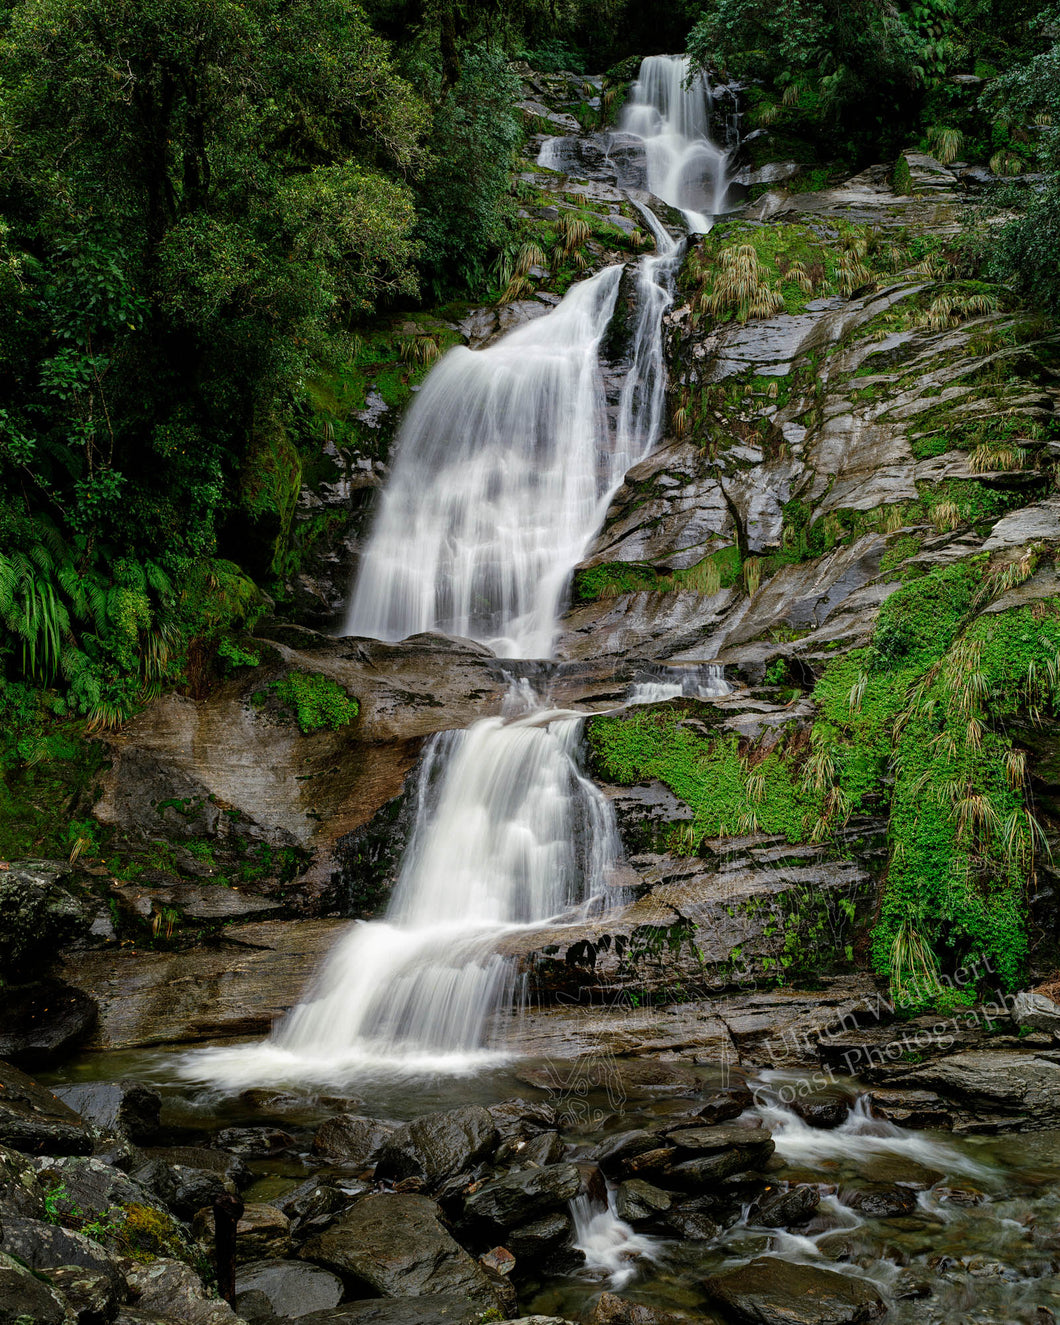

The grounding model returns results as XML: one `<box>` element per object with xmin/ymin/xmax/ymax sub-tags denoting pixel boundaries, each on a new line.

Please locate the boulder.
<box><xmin>374</xmin><ymin>1106</ymin><xmax>498</xmax><ymax>1184</ymax></box>
<box><xmin>486</xmin><ymin>1099</ymin><xmax>559</xmax><ymax>1142</ymax></box>
<box><xmin>615</xmin><ymin>1180</ymin><xmax>672</xmax><ymax>1224</ymax></box>
<box><xmin>275</xmin><ymin>1179</ymin><xmax>355</xmax><ymax>1237</ymax></box>
<box><xmin>123</xmin><ymin>1258</ymin><xmax>242</xmax><ymax>1325</ymax></box>
<box><xmin>32</xmin><ymin>1157</ymin><xmax>159</xmax><ymax>1221</ymax></box>
<box><xmin>293</xmin><ymin>1298</ymin><xmax>498</xmax><ymax>1324</ymax></box>
<box><xmin>703</xmin><ymin>1257</ymin><xmax>885</xmax><ymax>1324</ymax></box>
<box><xmin>495</xmin><ymin>1131</ymin><xmax>565</xmax><ymax>1170</ymax></box>
<box><xmin>1012</xmin><ymin>990</ymin><xmax>1060</xmax><ymax>1036</ymax></box>
<box><xmin>131</xmin><ymin>1159</ymin><xmax>236</xmax><ymax>1221</ymax></box>
<box><xmin>0</xmin><ymin>1144</ymin><xmax>47</xmax><ymax>1219</ymax></box>
<box><xmin>0</xmin><ymin>1058</ymin><xmax>91</xmax><ymax>1155</ymax></box>
<box><xmin>591</xmin><ymin>1131</ymin><xmax>659</xmax><ymax>1175</ymax></box>
<box><xmin>663</xmin><ymin>1125</ymin><xmax>775</xmax><ymax>1188</ymax></box>
<box><xmin>0</xmin><ymin>1248</ymin><xmax>74</xmax><ymax>1325</ymax></box>
<box><xmin>694</xmin><ymin>1086</ymin><xmax>753</xmax><ymax>1124</ymax></box>
<box><xmin>0</xmin><ymin>861</ymin><xmax>93</xmax><ymax>980</ymax></box>
<box><xmin>53</xmin><ymin>1082</ymin><xmax>161</xmax><ymax>1143</ymax></box>
<box><xmin>790</xmin><ymin>1094</ymin><xmax>850</xmax><ymax>1129</ymax></box>
<box><xmin>748</xmin><ymin>1184</ymin><xmax>821</xmax><ymax>1228</ymax></box>
<box><xmin>845</xmin><ymin>1184</ymin><xmax>920</xmax><ymax>1218</ymax></box>
<box><xmin>892</xmin><ymin>1050</ymin><xmax>1060</xmax><ymax>1130</ymax></box>
<box><xmin>505</xmin><ymin>1210</ymin><xmax>573</xmax><ymax>1260</ymax></box>
<box><xmin>235</xmin><ymin>1259</ymin><xmax>343</xmax><ymax>1320</ymax></box>
<box><xmin>0</xmin><ymin>1217</ymin><xmax>124</xmax><ymax>1300</ymax></box>
<box><xmin>463</xmin><ymin>1164</ymin><xmax>582</xmax><ymax>1229</ymax></box>
<box><xmin>300</xmin><ymin>1194</ymin><xmax>502</xmax><ymax>1311</ymax></box>
<box><xmin>0</xmin><ymin>980</ymin><xmax>98</xmax><ymax>1068</ymax></box>
<box><xmin>589</xmin><ymin>1294</ymin><xmax>690</xmax><ymax>1324</ymax></box>
<box><xmin>213</xmin><ymin>1127</ymin><xmax>295</xmax><ymax>1158</ymax></box>
<box><xmin>312</xmin><ymin>1115</ymin><xmax>394</xmax><ymax>1167</ymax></box>
<box><xmin>41</xmin><ymin>1265</ymin><xmax>118</xmax><ymax>1325</ymax></box>
<box><xmin>193</xmin><ymin>1203</ymin><xmax>292</xmax><ymax>1261</ymax></box>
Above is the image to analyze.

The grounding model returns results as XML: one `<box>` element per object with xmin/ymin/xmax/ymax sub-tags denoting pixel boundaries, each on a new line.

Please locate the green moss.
<box><xmin>879</xmin><ymin>534</ymin><xmax>922</xmax><ymax>573</ymax></box>
<box><xmin>270</xmin><ymin>671</ymin><xmax>359</xmax><ymax>733</ymax></box>
<box><xmin>113</xmin><ymin>1202</ymin><xmax>197</xmax><ymax>1265</ymax></box>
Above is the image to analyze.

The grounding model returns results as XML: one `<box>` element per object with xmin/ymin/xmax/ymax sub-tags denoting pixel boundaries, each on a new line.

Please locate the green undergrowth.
<box><xmin>269</xmin><ymin>671</ymin><xmax>359</xmax><ymax>734</ymax></box>
<box><xmin>590</xmin><ymin>554</ymin><xmax>1060</xmax><ymax>1005</ymax></box>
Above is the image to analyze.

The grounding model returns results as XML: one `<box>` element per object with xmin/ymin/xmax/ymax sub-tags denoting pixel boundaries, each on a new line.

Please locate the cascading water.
<box><xmin>628</xmin><ymin>663</ymin><xmax>731</xmax><ymax>705</ymax></box>
<box><xmin>618</xmin><ymin>54</ymin><xmax>732</xmax><ymax>230</ymax></box>
<box><xmin>343</xmin><ymin>268</ymin><xmax>623</xmax><ymax>658</ymax></box>
<box><xmin>182</xmin><ymin>695</ymin><xmax>622</xmax><ymax>1084</ymax></box>
<box><xmin>182</xmin><ymin>57</ymin><xmax>733</xmax><ymax>1086</ymax></box>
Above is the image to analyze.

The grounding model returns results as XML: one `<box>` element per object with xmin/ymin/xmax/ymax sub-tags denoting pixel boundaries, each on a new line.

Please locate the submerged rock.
<box><xmin>703</xmin><ymin>1256</ymin><xmax>886</xmax><ymax>1324</ymax></box>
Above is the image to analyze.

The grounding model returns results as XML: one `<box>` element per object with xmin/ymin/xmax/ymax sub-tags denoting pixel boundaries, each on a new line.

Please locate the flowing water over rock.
<box><xmin>618</xmin><ymin>54</ymin><xmax>732</xmax><ymax>230</ymax></box>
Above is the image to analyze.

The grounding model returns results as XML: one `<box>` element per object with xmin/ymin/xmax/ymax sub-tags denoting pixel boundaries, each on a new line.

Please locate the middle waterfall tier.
<box><xmin>344</xmin><ymin>267</ymin><xmax>625</xmax><ymax>659</ymax></box>
<box><xmin>179</xmin><ymin>702</ymin><xmax>622</xmax><ymax>1083</ymax></box>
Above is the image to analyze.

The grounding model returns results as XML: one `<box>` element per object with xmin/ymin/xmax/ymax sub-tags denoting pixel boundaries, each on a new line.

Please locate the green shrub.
<box><xmin>271</xmin><ymin>672</ymin><xmax>359</xmax><ymax>733</ymax></box>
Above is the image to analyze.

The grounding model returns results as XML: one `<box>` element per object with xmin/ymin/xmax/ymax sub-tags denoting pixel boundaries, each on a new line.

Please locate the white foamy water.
<box><xmin>572</xmin><ymin>1191</ymin><xmax>656</xmax><ymax>1289</ymax></box>
<box><xmin>619</xmin><ymin>54</ymin><xmax>731</xmax><ymax>231</ymax></box>
<box><xmin>755</xmin><ymin>1088</ymin><xmax>993</xmax><ymax>1181</ymax></box>
<box><xmin>179</xmin><ymin>702</ymin><xmax>621</xmax><ymax>1086</ymax></box>
<box><xmin>628</xmin><ymin>663</ymin><xmax>730</xmax><ymax>705</ymax></box>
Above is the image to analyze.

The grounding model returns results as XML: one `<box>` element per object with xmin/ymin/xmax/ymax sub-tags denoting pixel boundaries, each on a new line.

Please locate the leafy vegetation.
<box><xmin>270</xmin><ymin>672</ymin><xmax>360</xmax><ymax>734</ymax></box>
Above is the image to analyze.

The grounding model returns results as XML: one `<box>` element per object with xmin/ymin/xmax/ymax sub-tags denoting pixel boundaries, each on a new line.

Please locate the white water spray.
<box><xmin>572</xmin><ymin>1191</ymin><xmax>656</xmax><ymax>1289</ymax></box>
<box><xmin>628</xmin><ymin>663</ymin><xmax>730</xmax><ymax>704</ymax></box>
<box><xmin>619</xmin><ymin>54</ymin><xmax>731</xmax><ymax>231</ymax></box>
<box><xmin>180</xmin><ymin>700</ymin><xmax>621</xmax><ymax>1084</ymax></box>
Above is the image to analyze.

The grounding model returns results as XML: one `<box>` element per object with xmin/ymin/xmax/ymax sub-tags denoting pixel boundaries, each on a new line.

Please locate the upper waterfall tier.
<box><xmin>619</xmin><ymin>54</ymin><xmax>731</xmax><ymax>232</ymax></box>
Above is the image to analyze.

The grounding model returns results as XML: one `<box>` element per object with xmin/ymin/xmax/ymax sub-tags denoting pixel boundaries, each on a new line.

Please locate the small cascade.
<box><xmin>180</xmin><ymin>693</ymin><xmax>622</xmax><ymax>1084</ymax></box>
<box><xmin>571</xmin><ymin>1190</ymin><xmax>655</xmax><ymax>1289</ymax></box>
<box><xmin>619</xmin><ymin>54</ymin><xmax>732</xmax><ymax>230</ymax></box>
<box><xmin>628</xmin><ymin>662</ymin><xmax>730</xmax><ymax>705</ymax></box>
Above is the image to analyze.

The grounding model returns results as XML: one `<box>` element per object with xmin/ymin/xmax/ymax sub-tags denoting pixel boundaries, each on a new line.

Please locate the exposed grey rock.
<box><xmin>32</xmin><ymin>1157</ymin><xmax>159</xmax><ymax>1220</ymax></box>
<box><xmin>0</xmin><ymin>1059</ymin><xmax>90</xmax><ymax>1156</ymax></box>
<box><xmin>194</xmin><ymin>1204</ymin><xmax>292</xmax><ymax>1261</ymax></box>
<box><xmin>0</xmin><ymin>861</ymin><xmax>94</xmax><ymax>981</ymax></box>
<box><xmin>703</xmin><ymin>1256</ymin><xmax>886</xmax><ymax>1324</ymax></box>
<box><xmin>293</xmin><ymin>1298</ymin><xmax>497</xmax><ymax>1324</ymax></box>
<box><xmin>0</xmin><ymin>1249</ymin><xmax>75</xmax><ymax>1325</ymax></box>
<box><xmin>463</xmin><ymin>1163</ymin><xmax>582</xmax><ymax>1228</ymax></box>
<box><xmin>884</xmin><ymin>1049</ymin><xmax>1060</xmax><ymax>1130</ymax></box>
<box><xmin>505</xmin><ymin>1210</ymin><xmax>573</xmax><ymax>1260</ymax></box>
<box><xmin>274</xmin><ymin>1180</ymin><xmax>354</xmax><ymax>1237</ymax></box>
<box><xmin>615</xmin><ymin>1179</ymin><xmax>672</xmax><ymax>1223</ymax></box>
<box><xmin>374</xmin><ymin>1105</ymin><xmax>498</xmax><ymax>1184</ymax></box>
<box><xmin>748</xmin><ymin>1184</ymin><xmax>821</xmax><ymax>1227</ymax></box>
<box><xmin>300</xmin><ymin>1194</ymin><xmax>502</xmax><ymax>1311</ymax></box>
<box><xmin>1</xmin><ymin>1217</ymin><xmax>124</xmax><ymax>1300</ymax></box>
<box><xmin>123</xmin><ymin>1258</ymin><xmax>242</xmax><ymax>1325</ymax></box>
<box><xmin>235</xmin><ymin>1259</ymin><xmax>343</xmax><ymax>1321</ymax></box>
<box><xmin>53</xmin><ymin>1082</ymin><xmax>161</xmax><ymax>1143</ymax></box>
<box><xmin>312</xmin><ymin>1115</ymin><xmax>393</xmax><ymax>1167</ymax></box>
<box><xmin>845</xmin><ymin>1184</ymin><xmax>920</xmax><ymax>1218</ymax></box>
<box><xmin>495</xmin><ymin>1129</ymin><xmax>565</xmax><ymax>1170</ymax></box>
<box><xmin>0</xmin><ymin>1144</ymin><xmax>47</xmax><ymax>1220</ymax></box>
<box><xmin>213</xmin><ymin>1127</ymin><xmax>295</xmax><ymax>1158</ymax></box>
<box><xmin>1012</xmin><ymin>989</ymin><xmax>1060</xmax><ymax>1035</ymax></box>
<box><xmin>41</xmin><ymin>1265</ymin><xmax>118</xmax><ymax>1325</ymax></box>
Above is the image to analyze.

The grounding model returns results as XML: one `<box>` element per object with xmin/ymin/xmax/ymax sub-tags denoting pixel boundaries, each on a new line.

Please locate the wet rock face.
<box><xmin>462</xmin><ymin>1162</ymin><xmax>583</xmax><ymax>1229</ymax></box>
<box><xmin>0</xmin><ymin>1250</ymin><xmax>73</xmax><ymax>1325</ymax></box>
<box><xmin>703</xmin><ymin>1256</ymin><xmax>886</xmax><ymax>1324</ymax></box>
<box><xmin>0</xmin><ymin>980</ymin><xmax>98</xmax><ymax>1069</ymax></box>
<box><xmin>0</xmin><ymin>862</ymin><xmax>96</xmax><ymax>982</ymax></box>
<box><xmin>0</xmin><ymin>1058</ymin><xmax>91</xmax><ymax>1156</ymax></box>
<box><xmin>299</xmin><ymin>1193</ymin><xmax>503</xmax><ymax>1311</ymax></box>
<box><xmin>52</xmin><ymin>1081</ymin><xmax>161</xmax><ymax>1142</ymax></box>
<box><xmin>374</xmin><ymin>1105</ymin><xmax>499</xmax><ymax>1185</ymax></box>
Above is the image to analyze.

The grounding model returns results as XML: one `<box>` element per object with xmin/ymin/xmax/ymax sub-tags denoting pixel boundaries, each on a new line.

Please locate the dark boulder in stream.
<box><xmin>0</xmin><ymin>1058</ymin><xmax>91</xmax><ymax>1156</ymax></box>
<box><xmin>703</xmin><ymin>1256</ymin><xmax>886</xmax><ymax>1324</ymax></box>
<box><xmin>373</xmin><ymin>1105</ymin><xmax>497</xmax><ymax>1184</ymax></box>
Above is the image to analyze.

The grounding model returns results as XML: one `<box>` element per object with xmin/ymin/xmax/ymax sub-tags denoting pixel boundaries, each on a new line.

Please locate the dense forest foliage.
<box><xmin>1</xmin><ymin>0</ymin><xmax>1059</xmax><ymax>995</ymax></box>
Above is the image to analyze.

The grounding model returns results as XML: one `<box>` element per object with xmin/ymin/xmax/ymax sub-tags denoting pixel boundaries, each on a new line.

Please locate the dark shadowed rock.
<box><xmin>312</xmin><ymin>1115</ymin><xmax>393</xmax><ymax>1166</ymax></box>
<box><xmin>41</xmin><ymin>1265</ymin><xmax>117</xmax><ymax>1325</ymax></box>
<box><xmin>293</xmin><ymin>1297</ymin><xmax>494</xmax><ymax>1324</ymax></box>
<box><xmin>123</xmin><ymin>1258</ymin><xmax>242</xmax><ymax>1325</ymax></box>
<box><xmin>845</xmin><ymin>1184</ymin><xmax>920</xmax><ymax>1218</ymax></box>
<box><xmin>0</xmin><ymin>1059</ymin><xmax>91</xmax><ymax>1155</ymax></box>
<box><xmin>1</xmin><ymin>1217</ymin><xmax>124</xmax><ymax>1301</ymax></box>
<box><xmin>505</xmin><ymin>1210</ymin><xmax>573</xmax><ymax>1260</ymax></box>
<box><xmin>375</xmin><ymin>1105</ymin><xmax>498</xmax><ymax>1184</ymax></box>
<box><xmin>300</xmin><ymin>1194</ymin><xmax>502</xmax><ymax>1310</ymax></box>
<box><xmin>194</xmin><ymin>1203</ymin><xmax>292</xmax><ymax>1261</ymax></box>
<box><xmin>236</xmin><ymin>1259</ymin><xmax>343</xmax><ymax>1320</ymax></box>
<box><xmin>0</xmin><ymin>1144</ymin><xmax>47</xmax><ymax>1219</ymax></box>
<box><xmin>791</xmin><ymin>1095</ymin><xmax>851</xmax><ymax>1130</ymax></box>
<box><xmin>703</xmin><ymin>1257</ymin><xmax>885</xmax><ymax>1324</ymax></box>
<box><xmin>0</xmin><ymin>980</ymin><xmax>98</xmax><ymax>1068</ymax></box>
<box><xmin>589</xmin><ymin>1292</ymin><xmax>692</xmax><ymax>1324</ymax></box>
<box><xmin>213</xmin><ymin>1127</ymin><xmax>295</xmax><ymax>1158</ymax></box>
<box><xmin>495</xmin><ymin>1130</ymin><xmax>565</xmax><ymax>1170</ymax></box>
<box><xmin>591</xmin><ymin>1130</ymin><xmax>659</xmax><ymax>1175</ymax></box>
<box><xmin>275</xmin><ymin>1179</ymin><xmax>356</xmax><ymax>1237</ymax></box>
<box><xmin>53</xmin><ymin>1081</ymin><xmax>161</xmax><ymax>1143</ymax></box>
<box><xmin>464</xmin><ymin>1163</ymin><xmax>582</xmax><ymax>1228</ymax></box>
<box><xmin>615</xmin><ymin>1179</ymin><xmax>672</xmax><ymax>1224</ymax></box>
<box><xmin>695</xmin><ymin>1086</ymin><xmax>753</xmax><ymax>1124</ymax></box>
<box><xmin>0</xmin><ymin>1249</ymin><xmax>74</xmax><ymax>1325</ymax></box>
<box><xmin>0</xmin><ymin>861</ymin><xmax>94</xmax><ymax>981</ymax></box>
<box><xmin>32</xmin><ymin>1156</ymin><xmax>159</xmax><ymax>1220</ymax></box>
<box><xmin>486</xmin><ymin>1098</ymin><xmax>559</xmax><ymax>1142</ymax></box>
<box><xmin>132</xmin><ymin>1148</ymin><xmax>247</xmax><ymax>1220</ymax></box>
<box><xmin>748</xmin><ymin>1184</ymin><xmax>821</xmax><ymax>1228</ymax></box>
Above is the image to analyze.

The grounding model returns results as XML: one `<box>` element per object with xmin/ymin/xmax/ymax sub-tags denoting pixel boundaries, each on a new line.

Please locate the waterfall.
<box><xmin>619</xmin><ymin>54</ymin><xmax>731</xmax><ymax>231</ymax></box>
<box><xmin>628</xmin><ymin>663</ymin><xmax>730</xmax><ymax>704</ymax></box>
<box><xmin>180</xmin><ymin>697</ymin><xmax>622</xmax><ymax>1083</ymax></box>
<box><xmin>181</xmin><ymin>57</ymin><xmax>734</xmax><ymax>1087</ymax></box>
<box><xmin>343</xmin><ymin>268</ymin><xmax>623</xmax><ymax>659</ymax></box>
